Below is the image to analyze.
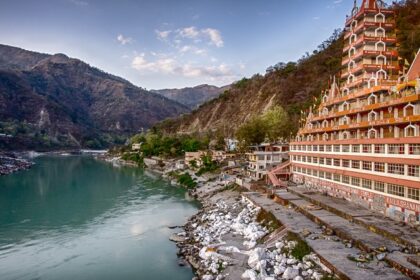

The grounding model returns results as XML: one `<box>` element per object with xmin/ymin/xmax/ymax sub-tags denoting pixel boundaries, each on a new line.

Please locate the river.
<box><xmin>0</xmin><ymin>155</ymin><xmax>199</xmax><ymax>280</ymax></box>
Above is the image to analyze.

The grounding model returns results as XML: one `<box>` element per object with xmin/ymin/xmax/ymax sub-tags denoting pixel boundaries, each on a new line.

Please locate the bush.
<box><xmin>177</xmin><ymin>173</ymin><xmax>197</xmax><ymax>189</ymax></box>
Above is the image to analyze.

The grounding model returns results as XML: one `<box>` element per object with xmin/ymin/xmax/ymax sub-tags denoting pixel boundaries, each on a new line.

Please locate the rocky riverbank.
<box><xmin>170</xmin><ymin>181</ymin><xmax>335</xmax><ymax>280</ymax></box>
<box><xmin>0</xmin><ymin>153</ymin><xmax>33</xmax><ymax>175</ymax></box>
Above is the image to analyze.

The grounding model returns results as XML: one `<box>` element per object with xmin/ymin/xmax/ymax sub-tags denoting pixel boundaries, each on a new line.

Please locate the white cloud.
<box><xmin>117</xmin><ymin>34</ymin><xmax>132</xmax><ymax>45</ymax></box>
<box><xmin>178</xmin><ymin>45</ymin><xmax>207</xmax><ymax>55</ymax></box>
<box><xmin>313</xmin><ymin>16</ymin><xmax>320</xmax><ymax>20</ymax></box>
<box><xmin>131</xmin><ymin>54</ymin><xmax>236</xmax><ymax>82</ymax></box>
<box><xmin>333</xmin><ymin>0</ymin><xmax>343</xmax><ymax>3</ymax></box>
<box><xmin>155</xmin><ymin>30</ymin><xmax>171</xmax><ymax>40</ymax></box>
<box><xmin>201</xmin><ymin>28</ymin><xmax>224</xmax><ymax>47</ymax></box>
<box><xmin>178</xmin><ymin>26</ymin><xmax>200</xmax><ymax>39</ymax></box>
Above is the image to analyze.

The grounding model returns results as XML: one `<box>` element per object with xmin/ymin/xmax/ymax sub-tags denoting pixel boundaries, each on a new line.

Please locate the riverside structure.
<box><xmin>289</xmin><ymin>0</ymin><xmax>420</xmax><ymax>224</ymax></box>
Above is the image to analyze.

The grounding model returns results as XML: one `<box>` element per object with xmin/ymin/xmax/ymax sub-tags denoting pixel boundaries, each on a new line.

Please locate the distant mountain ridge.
<box><xmin>0</xmin><ymin>44</ymin><xmax>188</xmax><ymax>150</ymax></box>
<box><xmin>153</xmin><ymin>84</ymin><xmax>229</xmax><ymax>109</ymax></box>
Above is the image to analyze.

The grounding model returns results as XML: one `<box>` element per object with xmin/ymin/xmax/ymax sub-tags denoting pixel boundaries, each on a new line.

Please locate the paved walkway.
<box><xmin>244</xmin><ymin>191</ymin><xmax>411</xmax><ymax>280</ymax></box>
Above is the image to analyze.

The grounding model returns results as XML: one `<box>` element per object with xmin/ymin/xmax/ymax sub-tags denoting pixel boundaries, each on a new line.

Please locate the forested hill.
<box><xmin>0</xmin><ymin>44</ymin><xmax>188</xmax><ymax>151</ymax></box>
<box><xmin>156</xmin><ymin>0</ymin><xmax>420</xmax><ymax>138</ymax></box>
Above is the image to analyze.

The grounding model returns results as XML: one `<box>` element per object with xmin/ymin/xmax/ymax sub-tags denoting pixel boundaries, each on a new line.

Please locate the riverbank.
<box><xmin>154</xmin><ymin>159</ymin><xmax>334</xmax><ymax>280</ymax></box>
<box><xmin>0</xmin><ymin>153</ymin><xmax>33</xmax><ymax>175</ymax></box>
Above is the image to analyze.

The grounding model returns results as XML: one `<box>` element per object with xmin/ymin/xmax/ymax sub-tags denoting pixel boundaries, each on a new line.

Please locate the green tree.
<box><xmin>262</xmin><ymin>106</ymin><xmax>290</xmax><ymax>142</ymax></box>
<box><xmin>236</xmin><ymin>115</ymin><xmax>267</xmax><ymax>148</ymax></box>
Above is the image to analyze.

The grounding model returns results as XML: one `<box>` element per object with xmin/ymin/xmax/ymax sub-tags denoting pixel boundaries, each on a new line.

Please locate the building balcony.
<box><xmin>300</xmin><ymin>114</ymin><xmax>420</xmax><ymax>135</ymax></box>
<box><xmin>341</xmin><ymin>63</ymin><xmax>400</xmax><ymax>79</ymax></box>
<box><xmin>343</xmin><ymin>35</ymin><xmax>397</xmax><ymax>53</ymax></box>
<box><xmin>309</xmin><ymin>93</ymin><xmax>420</xmax><ymax>123</ymax></box>
<box><xmin>344</xmin><ymin>21</ymin><xmax>395</xmax><ymax>39</ymax></box>
<box><xmin>342</xmin><ymin>49</ymin><xmax>398</xmax><ymax>66</ymax></box>
<box><xmin>345</xmin><ymin>8</ymin><xmax>395</xmax><ymax>26</ymax></box>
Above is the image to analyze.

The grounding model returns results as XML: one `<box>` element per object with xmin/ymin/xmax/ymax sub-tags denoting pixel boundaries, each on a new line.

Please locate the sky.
<box><xmin>0</xmin><ymin>0</ymin><xmax>363</xmax><ymax>89</ymax></box>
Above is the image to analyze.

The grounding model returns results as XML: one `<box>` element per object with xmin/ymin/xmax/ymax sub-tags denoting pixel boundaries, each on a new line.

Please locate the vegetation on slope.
<box><xmin>156</xmin><ymin>0</ymin><xmax>420</xmax><ymax>141</ymax></box>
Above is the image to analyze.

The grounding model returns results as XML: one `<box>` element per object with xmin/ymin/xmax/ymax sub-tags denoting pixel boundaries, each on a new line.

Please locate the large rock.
<box><xmin>248</xmin><ymin>248</ymin><xmax>266</xmax><ymax>269</ymax></box>
<box><xmin>282</xmin><ymin>267</ymin><xmax>299</xmax><ymax>279</ymax></box>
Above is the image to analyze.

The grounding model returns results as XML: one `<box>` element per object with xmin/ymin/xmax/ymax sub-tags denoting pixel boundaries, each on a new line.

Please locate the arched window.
<box><xmin>349</xmin><ymin>34</ymin><xmax>357</xmax><ymax>44</ymax></box>
<box><xmin>375</xmin><ymin>27</ymin><xmax>385</xmax><ymax>37</ymax></box>
<box><xmin>342</xmin><ymin>131</ymin><xmax>350</xmax><ymax>140</ymax></box>
<box><xmin>404</xmin><ymin>125</ymin><xmax>417</xmax><ymax>137</ymax></box>
<box><xmin>307</xmin><ymin>122</ymin><xmax>313</xmax><ymax>129</ymax></box>
<box><xmin>376</xmin><ymin>69</ymin><xmax>387</xmax><ymax>80</ymax></box>
<box><xmin>375</xmin><ymin>41</ymin><xmax>385</xmax><ymax>51</ymax></box>
<box><xmin>368</xmin><ymin>128</ymin><xmax>378</xmax><ymax>139</ymax></box>
<box><xmin>403</xmin><ymin>103</ymin><xmax>415</xmax><ymax>117</ymax></box>
<box><xmin>347</xmin><ymin>74</ymin><xmax>355</xmax><ymax>84</ymax></box>
<box><xmin>348</xmin><ymin>60</ymin><xmax>356</xmax><ymax>71</ymax></box>
<box><xmin>368</xmin><ymin>76</ymin><xmax>377</xmax><ymax>88</ymax></box>
<box><xmin>368</xmin><ymin>110</ymin><xmax>378</xmax><ymax>122</ymax></box>
<box><xmin>322</xmin><ymin>107</ymin><xmax>329</xmax><ymax>116</ymax></box>
<box><xmin>342</xmin><ymin>87</ymin><xmax>350</xmax><ymax>96</ymax></box>
<box><xmin>376</xmin><ymin>55</ymin><xmax>386</xmax><ymax>65</ymax></box>
<box><xmin>349</xmin><ymin>47</ymin><xmax>356</xmax><ymax>57</ymax></box>
<box><xmin>342</xmin><ymin>115</ymin><xmax>350</xmax><ymax>125</ymax></box>
<box><xmin>351</xmin><ymin>20</ymin><xmax>358</xmax><ymax>31</ymax></box>
<box><xmin>375</xmin><ymin>13</ymin><xmax>385</xmax><ymax>23</ymax></box>
<box><xmin>323</xmin><ymin>133</ymin><xmax>329</xmax><ymax>140</ymax></box>
<box><xmin>368</xmin><ymin>94</ymin><xmax>378</xmax><ymax>105</ymax></box>
<box><xmin>322</xmin><ymin>119</ymin><xmax>329</xmax><ymax>128</ymax></box>
<box><xmin>322</xmin><ymin>95</ymin><xmax>328</xmax><ymax>103</ymax></box>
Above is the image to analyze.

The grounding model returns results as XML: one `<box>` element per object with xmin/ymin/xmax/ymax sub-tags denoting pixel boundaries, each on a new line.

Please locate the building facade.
<box><xmin>247</xmin><ymin>143</ymin><xmax>289</xmax><ymax>181</ymax></box>
<box><xmin>289</xmin><ymin>0</ymin><xmax>420</xmax><ymax>223</ymax></box>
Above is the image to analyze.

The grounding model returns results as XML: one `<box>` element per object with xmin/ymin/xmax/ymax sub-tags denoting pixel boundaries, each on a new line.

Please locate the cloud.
<box><xmin>155</xmin><ymin>30</ymin><xmax>171</xmax><ymax>40</ymax></box>
<box><xmin>117</xmin><ymin>34</ymin><xmax>132</xmax><ymax>45</ymax></box>
<box><xmin>131</xmin><ymin>54</ymin><xmax>236</xmax><ymax>82</ymax></box>
<box><xmin>201</xmin><ymin>28</ymin><xmax>224</xmax><ymax>47</ymax></box>
<box><xmin>160</xmin><ymin>26</ymin><xmax>224</xmax><ymax>48</ymax></box>
<box><xmin>313</xmin><ymin>16</ymin><xmax>320</xmax><ymax>20</ymax></box>
<box><xmin>178</xmin><ymin>26</ymin><xmax>200</xmax><ymax>39</ymax></box>
<box><xmin>179</xmin><ymin>45</ymin><xmax>207</xmax><ymax>55</ymax></box>
<box><xmin>333</xmin><ymin>0</ymin><xmax>343</xmax><ymax>3</ymax></box>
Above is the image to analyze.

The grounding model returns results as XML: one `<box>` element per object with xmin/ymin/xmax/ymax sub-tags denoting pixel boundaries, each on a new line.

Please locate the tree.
<box><xmin>236</xmin><ymin>115</ymin><xmax>267</xmax><ymax>148</ymax></box>
<box><xmin>262</xmin><ymin>106</ymin><xmax>290</xmax><ymax>142</ymax></box>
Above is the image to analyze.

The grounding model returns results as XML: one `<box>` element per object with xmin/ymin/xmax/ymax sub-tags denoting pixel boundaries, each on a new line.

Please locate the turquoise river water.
<box><xmin>0</xmin><ymin>155</ymin><xmax>199</xmax><ymax>280</ymax></box>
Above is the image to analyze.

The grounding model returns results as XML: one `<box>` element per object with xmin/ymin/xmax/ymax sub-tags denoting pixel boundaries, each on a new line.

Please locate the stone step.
<box><xmin>243</xmin><ymin>192</ymin><xmax>409</xmax><ymax>280</ymax></box>
<box><xmin>287</xmin><ymin>186</ymin><xmax>420</xmax><ymax>253</ymax></box>
<box><xmin>273</xmin><ymin>189</ymin><xmax>420</xmax><ymax>279</ymax></box>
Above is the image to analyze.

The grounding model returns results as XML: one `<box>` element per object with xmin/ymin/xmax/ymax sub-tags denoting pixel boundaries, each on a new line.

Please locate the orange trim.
<box><xmin>289</xmin><ymin>152</ymin><xmax>420</xmax><ymax>165</ymax></box>
<box><xmin>293</xmin><ymin>162</ymin><xmax>420</xmax><ymax>189</ymax></box>
<box><xmin>290</xmin><ymin>136</ymin><xmax>420</xmax><ymax>145</ymax></box>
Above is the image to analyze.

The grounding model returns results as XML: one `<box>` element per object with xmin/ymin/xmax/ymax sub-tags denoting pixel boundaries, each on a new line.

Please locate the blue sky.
<box><xmin>1</xmin><ymin>0</ymin><xmax>362</xmax><ymax>89</ymax></box>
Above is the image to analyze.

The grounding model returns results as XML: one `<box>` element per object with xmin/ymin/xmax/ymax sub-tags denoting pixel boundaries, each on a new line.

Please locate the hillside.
<box><xmin>157</xmin><ymin>0</ymin><xmax>420</xmax><ymax>138</ymax></box>
<box><xmin>153</xmin><ymin>84</ymin><xmax>229</xmax><ymax>109</ymax></box>
<box><xmin>0</xmin><ymin>44</ymin><xmax>188</xmax><ymax>150</ymax></box>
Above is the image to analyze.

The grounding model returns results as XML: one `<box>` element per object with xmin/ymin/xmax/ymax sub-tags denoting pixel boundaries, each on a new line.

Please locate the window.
<box><xmin>319</xmin><ymin>145</ymin><xmax>325</xmax><ymax>152</ymax></box>
<box><xmin>333</xmin><ymin>174</ymin><xmax>341</xmax><ymax>182</ymax></box>
<box><xmin>302</xmin><ymin>156</ymin><xmax>306</xmax><ymax>162</ymax></box>
<box><xmin>352</xmin><ymin>145</ymin><xmax>360</xmax><ymax>153</ymax></box>
<box><xmin>408</xmin><ymin>144</ymin><xmax>420</xmax><ymax>155</ymax></box>
<box><xmin>351</xmin><ymin>177</ymin><xmax>360</xmax><ymax>186</ymax></box>
<box><xmin>342</xmin><ymin>145</ymin><xmax>350</xmax><ymax>153</ymax></box>
<box><xmin>334</xmin><ymin>145</ymin><xmax>340</xmax><ymax>152</ymax></box>
<box><xmin>374</xmin><ymin>181</ymin><xmax>385</xmax><ymax>192</ymax></box>
<box><xmin>374</xmin><ymin>144</ymin><xmax>385</xmax><ymax>154</ymax></box>
<box><xmin>407</xmin><ymin>188</ymin><xmax>420</xmax><ymax>201</ymax></box>
<box><xmin>388</xmin><ymin>164</ymin><xmax>404</xmax><ymax>175</ymax></box>
<box><xmin>342</xmin><ymin>175</ymin><xmax>350</xmax><ymax>184</ymax></box>
<box><xmin>298</xmin><ymin>167</ymin><xmax>301</xmax><ymax>172</ymax></box>
<box><xmin>374</xmin><ymin>162</ymin><xmax>385</xmax><ymax>172</ymax></box>
<box><xmin>352</xmin><ymin>160</ymin><xmax>360</xmax><ymax>169</ymax></box>
<box><xmin>258</xmin><ymin>155</ymin><xmax>265</xmax><ymax>161</ymax></box>
<box><xmin>319</xmin><ymin>158</ymin><xmax>325</xmax><ymax>165</ymax></box>
<box><xmin>302</xmin><ymin>145</ymin><xmax>307</xmax><ymax>151</ymax></box>
<box><xmin>326</xmin><ymin>158</ymin><xmax>332</xmax><ymax>165</ymax></box>
<box><xmin>325</xmin><ymin>172</ymin><xmax>332</xmax><ymax>180</ymax></box>
<box><xmin>388</xmin><ymin>184</ymin><xmax>405</xmax><ymax>197</ymax></box>
<box><xmin>362</xmin><ymin>179</ymin><xmax>372</xmax><ymax>189</ymax></box>
<box><xmin>313</xmin><ymin>157</ymin><xmax>318</xmax><ymax>164</ymax></box>
<box><xmin>319</xmin><ymin>171</ymin><xmax>325</xmax><ymax>178</ymax></box>
<box><xmin>334</xmin><ymin>159</ymin><xmax>341</xmax><ymax>166</ymax></box>
<box><xmin>388</xmin><ymin>144</ymin><xmax>404</xmax><ymax>154</ymax></box>
<box><xmin>307</xmin><ymin>145</ymin><xmax>312</xmax><ymax>151</ymax></box>
<box><xmin>313</xmin><ymin>145</ymin><xmax>318</xmax><ymax>152</ymax></box>
<box><xmin>307</xmin><ymin>156</ymin><xmax>312</xmax><ymax>163</ymax></box>
<box><xmin>362</xmin><ymin>144</ymin><xmax>372</xmax><ymax>153</ymax></box>
<box><xmin>363</xmin><ymin>161</ymin><xmax>372</xmax><ymax>171</ymax></box>
<box><xmin>342</xmin><ymin>159</ymin><xmax>350</xmax><ymax>168</ymax></box>
<box><xmin>326</xmin><ymin>145</ymin><xmax>332</xmax><ymax>152</ymax></box>
<box><xmin>408</xmin><ymin>165</ymin><xmax>419</xmax><ymax>177</ymax></box>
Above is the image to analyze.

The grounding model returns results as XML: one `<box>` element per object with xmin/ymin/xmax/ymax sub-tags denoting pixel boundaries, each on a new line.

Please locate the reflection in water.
<box><xmin>0</xmin><ymin>156</ymin><xmax>199</xmax><ymax>280</ymax></box>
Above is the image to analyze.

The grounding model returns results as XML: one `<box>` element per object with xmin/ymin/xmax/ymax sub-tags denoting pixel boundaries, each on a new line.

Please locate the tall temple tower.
<box><xmin>289</xmin><ymin>0</ymin><xmax>420</xmax><ymax>223</ymax></box>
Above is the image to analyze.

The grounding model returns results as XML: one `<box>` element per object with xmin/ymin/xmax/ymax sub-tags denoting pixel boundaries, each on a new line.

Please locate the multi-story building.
<box><xmin>247</xmin><ymin>143</ymin><xmax>289</xmax><ymax>180</ymax></box>
<box><xmin>289</xmin><ymin>0</ymin><xmax>420</xmax><ymax>224</ymax></box>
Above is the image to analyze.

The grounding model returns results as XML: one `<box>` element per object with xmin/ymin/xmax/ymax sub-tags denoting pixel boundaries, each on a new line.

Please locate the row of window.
<box><xmin>293</xmin><ymin>166</ymin><xmax>420</xmax><ymax>201</ymax></box>
<box><xmin>292</xmin><ymin>155</ymin><xmax>420</xmax><ymax>177</ymax></box>
<box><xmin>291</xmin><ymin>143</ymin><xmax>420</xmax><ymax>155</ymax></box>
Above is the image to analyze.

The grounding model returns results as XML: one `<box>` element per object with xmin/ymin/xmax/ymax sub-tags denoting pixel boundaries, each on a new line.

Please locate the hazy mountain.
<box><xmin>0</xmin><ymin>44</ymin><xmax>188</xmax><ymax>150</ymax></box>
<box><xmin>153</xmin><ymin>84</ymin><xmax>230</xmax><ymax>109</ymax></box>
